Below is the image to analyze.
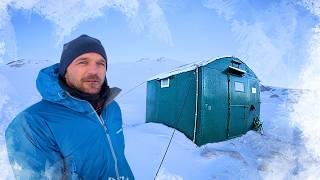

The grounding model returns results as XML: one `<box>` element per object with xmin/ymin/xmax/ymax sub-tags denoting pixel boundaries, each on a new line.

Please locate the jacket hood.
<box><xmin>36</xmin><ymin>63</ymin><xmax>121</xmax><ymax>113</ymax></box>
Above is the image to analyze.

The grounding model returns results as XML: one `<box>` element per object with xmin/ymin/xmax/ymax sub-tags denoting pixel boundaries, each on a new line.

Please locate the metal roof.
<box><xmin>148</xmin><ymin>55</ymin><xmax>237</xmax><ymax>81</ymax></box>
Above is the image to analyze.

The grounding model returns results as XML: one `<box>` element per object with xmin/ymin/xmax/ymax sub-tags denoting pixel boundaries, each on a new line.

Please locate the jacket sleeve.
<box><xmin>5</xmin><ymin>112</ymin><xmax>63</xmax><ymax>179</ymax></box>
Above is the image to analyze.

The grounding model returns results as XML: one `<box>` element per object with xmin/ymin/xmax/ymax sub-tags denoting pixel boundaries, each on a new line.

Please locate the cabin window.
<box><xmin>235</xmin><ymin>82</ymin><xmax>244</xmax><ymax>92</ymax></box>
<box><xmin>252</xmin><ymin>87</ymin><xmax>257</xmax><ymax>94</ymax></box>
<box><xmin>161</xmin><ymin>78</ymin><xmax>170</xmax><ymax>88</ymax></box>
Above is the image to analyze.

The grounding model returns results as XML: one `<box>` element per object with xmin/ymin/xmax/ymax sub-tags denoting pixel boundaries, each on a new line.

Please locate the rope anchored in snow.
<box><xmin>154</xmin><ymin>76</ymin><xmax>194</xmax><ymax>179</ymax></box>
<box><xmin>118</xmin><ymin>81</ymin><xmax>147</xmax><ymax>98</ymax></box>
<box><xmin>118</xmin><ymin>77</ymin><xmax>193</xmax><ymax>179</ymax></box>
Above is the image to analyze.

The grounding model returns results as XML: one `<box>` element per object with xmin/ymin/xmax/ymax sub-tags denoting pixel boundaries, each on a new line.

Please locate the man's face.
<box><xmin>65</xmin><ymin>52</ymin><xmax>106</xmax><ymax>94</ymax></box>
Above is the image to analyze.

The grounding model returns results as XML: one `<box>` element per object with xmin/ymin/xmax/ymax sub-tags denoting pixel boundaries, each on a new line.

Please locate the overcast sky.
<box><xmin>0</xmin><ymin>0</ymin><xmax>318</xmax><ymax>88</ymax></box>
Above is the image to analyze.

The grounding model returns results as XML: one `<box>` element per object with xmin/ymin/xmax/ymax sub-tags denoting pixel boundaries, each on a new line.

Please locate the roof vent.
<box><xmin>226</xmin><ymin>66</ymin><xmax>246</xmax><ymax>76</ymax></box>
<box><xmin>231</xmin><ymin>59</ymin><xmax>241</xmax><ymax>68</ymax></box>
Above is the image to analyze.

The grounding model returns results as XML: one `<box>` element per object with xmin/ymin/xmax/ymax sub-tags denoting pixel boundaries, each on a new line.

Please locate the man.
<box><xmin>5</xmin><ymin>34</ymin><xmax>134</xmax><ymax>179</ymax></box>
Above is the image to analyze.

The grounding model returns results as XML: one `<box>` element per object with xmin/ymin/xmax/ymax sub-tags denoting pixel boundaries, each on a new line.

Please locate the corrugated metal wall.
<box><xmin>146</xmin><ymin>71</ymin><xmax>196</xmax><ymax>140</ymax></box>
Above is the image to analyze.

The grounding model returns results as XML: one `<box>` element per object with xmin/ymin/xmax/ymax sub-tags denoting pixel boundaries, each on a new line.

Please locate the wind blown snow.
<box><xmin>0</xmin><ymin>0</ymin><xmax>172</xmax><ymax>62</ymax></box>
<box><xmin>0</xmin><ymin>41</ymin><xmax>5</xmax><ymax>63</ymax></box>
<box><xmin>203</xmin><ymin>0</ymin><xmax>311</xmax><ymax>88</ymax></box>
<box><xmin>287</xmin><ymin>25</ymin><xmax>320</xmax><ymax>178</ymax></box>
<box><xmin>0</xmin><ymin>0</ymin><xmax>320</xmax><ymax>179</ymax></box>
<box><xmin>288</xmin><ymin>0</ymin><xmax>320</xmax><ymax>178</ymax></box>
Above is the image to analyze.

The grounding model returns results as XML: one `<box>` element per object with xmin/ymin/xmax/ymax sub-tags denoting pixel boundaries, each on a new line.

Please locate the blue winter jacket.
<box><xmin>5</xmin><ymin>64</ymin><xmax>134</xmax><ymax>179</ymax></box>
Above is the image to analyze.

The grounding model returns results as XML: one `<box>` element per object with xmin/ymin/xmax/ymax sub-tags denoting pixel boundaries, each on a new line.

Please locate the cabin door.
<box><xmin>227</xmin><ymin>75</ymin><xmax>248</xmax><ymax>138</ymax></box>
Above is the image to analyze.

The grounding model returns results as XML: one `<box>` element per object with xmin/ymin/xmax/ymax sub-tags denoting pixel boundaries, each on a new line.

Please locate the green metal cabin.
<box><xmin>146</xmin><ymin>57</ymin><xmax>260</xmax><ymax>146</ymax></box>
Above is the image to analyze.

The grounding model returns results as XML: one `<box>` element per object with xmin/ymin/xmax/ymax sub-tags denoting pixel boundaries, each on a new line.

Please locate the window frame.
<box><xmin>234</xmin><ymin>81</ymin><xmax>245</xmax><ymax>92</ymax></box>
<box><xmin>160</xmin><ymin>78</ymin><xmax>170</xmax><ymax>88</ymax></box>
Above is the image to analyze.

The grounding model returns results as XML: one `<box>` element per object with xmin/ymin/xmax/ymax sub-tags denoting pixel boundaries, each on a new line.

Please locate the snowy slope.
<box><xmin>126</xmin><ymin>85</ymin><xmax>315</xmax><ymax>180</ymax></box>
<box><xmin>0</xmin><ymin>59</ymin><xmax>318</xmax><ymax>180</ymax></box>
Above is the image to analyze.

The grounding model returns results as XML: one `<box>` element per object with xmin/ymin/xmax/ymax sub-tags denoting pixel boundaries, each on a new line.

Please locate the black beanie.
<box><xmin>59</xmin><ymin>34</ymin><xmax>107</xmax><ymax>76</ymax></box>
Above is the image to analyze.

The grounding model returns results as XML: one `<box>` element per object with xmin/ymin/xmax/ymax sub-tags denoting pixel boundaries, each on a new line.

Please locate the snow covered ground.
<box><xmin>0</xmin><ymin>59</ymin><xmax>318</xmax><ymax>179</ymax></box>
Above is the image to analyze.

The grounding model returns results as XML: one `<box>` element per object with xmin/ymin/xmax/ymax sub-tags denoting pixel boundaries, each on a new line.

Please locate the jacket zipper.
<box><xmin>96</xmin><ymin>114</ymin><xmax>120</xmax><ymax>180</ymax></box>
<box><xmin>64</xmin><ymin>92</ymin><xmax>120</xmax><ymax>179</ymax></box>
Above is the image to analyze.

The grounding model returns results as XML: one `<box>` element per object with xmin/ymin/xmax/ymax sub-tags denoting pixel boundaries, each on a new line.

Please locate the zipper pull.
<box><xmin>99</xmin><ymin>116</ymin><xmax>109</xmax><ymax>133</ymax></box>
